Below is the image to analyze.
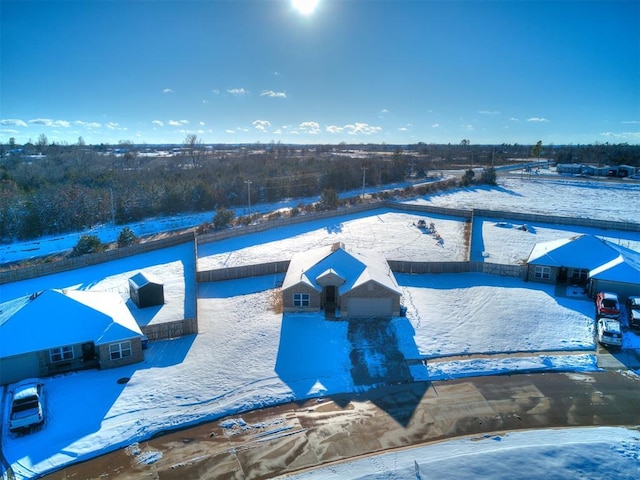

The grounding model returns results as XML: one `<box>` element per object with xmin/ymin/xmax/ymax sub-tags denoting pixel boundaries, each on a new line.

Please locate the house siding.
<box><xmin>526</xmin><ymin>265</ymin><xmax>558</xmax><ymax>284</ymax></box>
<box><xmin>282</xmin><ymin>283</ymin><xmax>321</xmax><ymax>312</ymax></box>
<box><xmin>44</xmin><ymin>344</ymin><xmax>88</xmax><ymax>376</ymax></box>
<box><xmin>97</xmin><ymin>337</ymin><xmax>144</xmax><ymax>369</ymax></box>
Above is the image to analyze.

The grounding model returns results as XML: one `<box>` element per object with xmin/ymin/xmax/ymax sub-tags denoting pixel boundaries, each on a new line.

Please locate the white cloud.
<box><xmin>74</xmin><ymin>121</ymin><xmax>101</xmax><ymax>128</ymax></box>
<box><xmin>106</xmin><ymin>122</ymin><xmax>121</xmax><ymax>130</ymax></box>
<box><xmin>168</xmin><ymin>120</ymin><xmax>189</xmax><ymax>126</ymax></box>
<box><xmin>227</xmin><ymin>88</ymin><xmax>248</xmax><ymax>95</ymax></box>
<box><xmin>398</xmin><ymin>127</ymin><xmax>408</xmax><ymax>132</ymax></box>
<box><xmin>260</xmin><ymin>90</ymin><xmax>287</xmax><ymax>98</ymax></box>
<box><xmin>29</xmin><ymin>118</ymin><xmax>70</xmax><ymax>127</ymax></box>
<box><xmin>0</xmin><ymin>119</ymin><xmax>27</xmax><ymax>127</ymax></box>
<box><xmin>326</xmin><ymin>125</ymin><xmax>344</xmax><ymax>134</ymax></box>
<box><xmin>299</xmin><ymin>121</ymin><xmax>321</xmax><ymax>134</ymax></box>
<box><xmin>163</xmin><ymin>88</ymin><xmax>174</xmax><ymax>94</ymax></box>
<box><xmin>344</xmin><ymin>122</ymin><xmax>382</xmax><ymax>135</ymax></box>
<box><xmin>478</xmin><ymin>110</ymin><xmax>500</xmax><ymax>115</ymax></box>
<box><xmin>152</xmin><ymin>120</ymin><xmax>164</xmax><ymax>127</ymax></box>
<box><xmin>212</xmin><ymin>89</ymin><xmax>221</xmax><ymax>94</ymax></box>
<box><xmin>225</xmin><ymin>129</ymin><xmax>235</xmax><ymax>134</ymax></box>
<box><xmin>199</xmin><ymin>121</ymin><xmax>205</xmax><ymax>126</ymax></box>
<box><xmin>601</xmin><ymin>131</ymin><xmax>640</xmax><ymax>140</ymax></box>
<box><xmin>527</xmin><ymin>117</ymin><xmax>549</xmax><ymax>122</ymax></box>
<box><xmin>432</xmin><ymin>123</ymin><xmax>440</xmax><ymax>128</ymax></box>
<box><xmin>462</xmin><ymin>124</ymin><xmax>474</xmax><ymax>131</ymax></box>
<box><xmin>621</xmin><ymin>120</ymin><xmax>639</xmax><ymax>124</ymax></box>
<box><xmin>253</xmin><ymin>120</ymin><xmax>271</xmax><ymax>132</ymax></box>
<box><xmin>510</xmin><ymin>117</ymin><xmax>520</xmax><ymax>122</ymax></box>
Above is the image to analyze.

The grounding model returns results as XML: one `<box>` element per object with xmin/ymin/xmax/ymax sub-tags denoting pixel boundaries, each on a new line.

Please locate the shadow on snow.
<box><xmin>275</xmin><ymin>314</ymin><xmax>429</xmax><ymax>427</ymax></box>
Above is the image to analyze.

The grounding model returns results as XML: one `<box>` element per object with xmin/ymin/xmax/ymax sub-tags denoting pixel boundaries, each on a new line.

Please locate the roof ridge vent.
<box><xmin>29</xmin><ymin>290</ymin><xmax>43</xmax><ymax>301</ymax></box>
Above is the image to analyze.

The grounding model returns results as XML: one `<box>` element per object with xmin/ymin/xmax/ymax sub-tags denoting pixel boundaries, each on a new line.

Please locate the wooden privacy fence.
<box><xmin>198</xmin><ymin>260</ymin><xmax>526</xmax><ymax>283</ymax></box>
<box><xmin>142</xmin><ymin>317</ymin><xmax>198</xmax><ymax>341</ymax></box>
<box><xmin>197</xmin><ymin>260</ymin><xmax>290</xmax><ymax>283</ymax></box>
<box><xmin>197</xmin><ymin>202</ymin><xmax>379</xmax><ymax>244</ymax></box>
<box><xmin>473</xmin><ymin>208</ymin><xmax>640</xmax><ymax>232</ymax></box>
<box><xmin>0</xmin><ymin>231</ymin><xmax>195</xmax><ymax>285</ymax></box>
<box><xmin>387</xmin><ymin>260</ymin><xmax>526</xmax><ymax>278</ymax></box>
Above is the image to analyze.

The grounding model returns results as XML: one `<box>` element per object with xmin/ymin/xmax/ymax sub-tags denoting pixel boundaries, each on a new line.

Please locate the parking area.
<box><xmin>596</xmin><ymin>342</ymin><xmax>640</xmax><ymax>370</ymax></box>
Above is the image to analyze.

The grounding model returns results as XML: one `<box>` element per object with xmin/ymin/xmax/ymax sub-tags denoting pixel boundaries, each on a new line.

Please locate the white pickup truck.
<box><xmin>8</xmin><ymin>379</ymin><xmax>45</xmax><ymax>433</ymax></box>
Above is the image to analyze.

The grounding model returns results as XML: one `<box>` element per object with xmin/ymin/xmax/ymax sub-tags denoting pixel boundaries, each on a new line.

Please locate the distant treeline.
<box><xmin>0</xmin><ymin>140</ymin><xmax>637</xmax><ymax>243</ymax></box>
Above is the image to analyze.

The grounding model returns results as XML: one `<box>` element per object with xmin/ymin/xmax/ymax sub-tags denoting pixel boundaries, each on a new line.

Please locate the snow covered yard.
<box><xmin>197</xmin><ymin>208</ymin><xmax>469</xmax><ymax>270</ymax></box>
<box><xmin>408</xmin><ymin>177</ymin><xmax>640</xmax><ymax>222</ymax></box>
<box><xmin>2</xmin><ymin>176</ymin><xmax>639</xmax><ymax>479</ymax></box>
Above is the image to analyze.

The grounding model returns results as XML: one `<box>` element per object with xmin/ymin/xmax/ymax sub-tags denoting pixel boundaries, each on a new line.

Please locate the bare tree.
<box><xmin>183</xmin><ymin>134</ymin><xmax>203</xmax><ymax>168</ymax></box>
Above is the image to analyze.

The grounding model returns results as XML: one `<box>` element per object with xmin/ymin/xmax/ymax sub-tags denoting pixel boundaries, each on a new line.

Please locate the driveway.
<box><xmin>43</xmin><ymin>371</ymin><xmax>640</xmax><ymax>480</ymax></box>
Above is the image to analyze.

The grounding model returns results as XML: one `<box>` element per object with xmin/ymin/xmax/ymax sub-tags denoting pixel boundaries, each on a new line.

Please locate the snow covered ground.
<box><xmin>1</xmin><ymin>176</ymin><xmax>640</xmax><ymax>479</ymax></box>
<box><xmin>281</xmin><ymin>427</ymin><xmax>640</xmax><ymax>480</ymax></box>
<box><xmin>408</xmin><ymin>176</ymin><xmax>640</xmax><ymax>222</ymax></box>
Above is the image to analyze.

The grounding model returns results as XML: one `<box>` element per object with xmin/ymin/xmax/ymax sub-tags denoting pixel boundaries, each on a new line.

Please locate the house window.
<box><xmin>293</xmin><ymin>293</ymin><xmax>310</xmax><ymax>307</ymax></box>
<box><xmin>109</xmin><ymin>341</ymin><xmax>132</xmax><ymax>361</ymax></box>
<box><xmin>571</xmin><ymin>269</ymin><xmax>589</xmax><ymax>283</ymax></box>
<box><xmin>50</xmin><ymin>346</ymin><xmax>74</xmax><ymax>363</ymax></box>
<box><xmin>534</xmin><ymin>266</ymin><xmax>551</xmax><ymax>280</ymax></box>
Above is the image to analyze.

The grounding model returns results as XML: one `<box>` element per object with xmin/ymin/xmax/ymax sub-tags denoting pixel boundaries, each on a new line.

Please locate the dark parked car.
<box><xmin>627</xmin><ymin>296</ymin><xmax>640</xmax><ymax>329</ymax></box>
<box><xmin>595</xmin><ymin>291</ymin><xmax>620</xmax><ymax>319</ymax></box>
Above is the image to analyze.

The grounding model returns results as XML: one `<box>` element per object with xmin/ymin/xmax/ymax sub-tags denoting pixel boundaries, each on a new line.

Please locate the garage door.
<box><xmin>0</xmin><ymin>354</ymin><xmax>41</xmax><ymax>385</ymax></box>
<box><xmin>347</xmin><ymin>297</ymin><xmax>393</xmax><ymax>318</ymax></box>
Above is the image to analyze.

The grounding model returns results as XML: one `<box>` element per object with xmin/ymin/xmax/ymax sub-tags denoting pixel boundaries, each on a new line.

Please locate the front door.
<box><xmin>324</xmin><ymin>285</ymin><xmax>336</xmax><ymax>306</ymax></box>
<box><xmin>82</xmin><ymin>342</ymin><xmax>96</xmax><ymax>362</ymax></box>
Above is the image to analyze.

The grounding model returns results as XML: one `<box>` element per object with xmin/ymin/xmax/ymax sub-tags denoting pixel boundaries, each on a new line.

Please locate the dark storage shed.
<box><xmin>128</xmin><ymin>272</ymin><xmax>164</xmax><ymax>308</ymax></box>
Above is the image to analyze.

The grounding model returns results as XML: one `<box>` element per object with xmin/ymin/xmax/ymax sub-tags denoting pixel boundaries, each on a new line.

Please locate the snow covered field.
<box><xmin>1</xmin><ymin>176</ymin><xmax>640</xmax><ymax>479</ymax></box>
<box><xmin>408</xmin><ymin>176</ymin><xmax>640</xmax><ymax>222</ymax></box>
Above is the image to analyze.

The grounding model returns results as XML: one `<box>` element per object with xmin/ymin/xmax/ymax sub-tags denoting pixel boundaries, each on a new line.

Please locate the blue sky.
<box><xmin>1</xmin><ymin>0</ymin><xmax>639</xmax><ymax>146</ymax></box>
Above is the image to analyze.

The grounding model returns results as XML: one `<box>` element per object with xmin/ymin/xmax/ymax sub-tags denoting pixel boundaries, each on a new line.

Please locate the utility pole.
<box><xmin>244</xmin><ymin>179</ymin><xmax>252</xmax><ymax>216</ymax></box>
<box><xmin>361</xmin><ymin>167</ymin><xmax>367</xmax><ymax>200</ymax></box>
<box><xmin>110</xmin><ymin>188</ymin><xmax>115</xmax><ymax>225</ymax></box>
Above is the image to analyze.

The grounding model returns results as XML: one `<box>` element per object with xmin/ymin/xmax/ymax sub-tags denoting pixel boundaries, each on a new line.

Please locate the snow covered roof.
<box><xmin>128</xmin><ymin>271</ymin><xmax>163</xmax><ymax>288</ymax></box>
<box><xmin>526</xmin><ymin>235</ymin><xmax>619</xmax><ymax>269</ymax></box>
<box><xmin>282</xmin><ymin>243</ymin><xmax>401</xmax><ymax>296</ymax></box>
<box><xmin>589</xmin><ymin>246</ymin><xmax>640</xmax><ymax>283</ymax></box>
<box><xmin>0</xmin><ymin>289</ymin><xmax>143</xmax><ymax>359</ymax></box>
<box><xmin>527</xmin><ymin>234</ymin><xmax>640</xmax><ymax>283</ymax></box>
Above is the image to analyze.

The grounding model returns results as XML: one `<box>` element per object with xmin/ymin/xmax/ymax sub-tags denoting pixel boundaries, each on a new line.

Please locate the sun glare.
<box><xmin>292</xmin><ymin>0</ymin><xmax>319</xmax><ymax>15</ymax></box>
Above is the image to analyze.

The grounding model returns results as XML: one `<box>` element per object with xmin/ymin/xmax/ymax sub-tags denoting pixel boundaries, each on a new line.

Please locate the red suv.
<box><xmin>595</xmin><ymin>292</ymin><xmax>620</xmax><ymax>319</ymax></box>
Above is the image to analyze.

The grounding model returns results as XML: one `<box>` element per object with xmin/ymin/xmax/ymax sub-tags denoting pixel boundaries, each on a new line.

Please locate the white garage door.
<box><xmin>347</xmin><ymin>297</ymin><xmax>393</xmax><ymax>318</ymax></box>
<box><xmin>0</xmin><ymin>354</ymin><xmax>41</xmax><ymax>384</ymax></box>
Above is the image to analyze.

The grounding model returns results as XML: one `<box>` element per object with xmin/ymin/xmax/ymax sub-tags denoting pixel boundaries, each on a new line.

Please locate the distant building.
<box><xmin>281</xmin><ymin>242</ymin><xmax>402</xmax><ymax>318</ymax></box>
<box><xmin>0</xmin><ymin>289</ymin><xmax>144</xmax><ymax>385</ymax></box>
<box><xmin>556</xmin><ymin>163</ymin><xmax>585</xmax><ymax>175</ymax></box>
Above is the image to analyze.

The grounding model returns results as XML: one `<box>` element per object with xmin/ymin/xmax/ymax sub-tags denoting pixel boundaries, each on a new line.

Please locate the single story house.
<box><xmin>129</xmin><ymin>271</ymin><xmax>164</xmax><ymax>308</ymax></box>
<box><xmin>526</xmin><ymin>234</ymin><xmax>640</xmax><ymax>299</ymax></box>
<box><xmin>281</xmin><ymin>242</ymin><xmax>402</xmax><ymax>318</ymax></box>
<box><xmin>0</xmin><ymin>289</ymin><xmax>144</xmax><ymax>385</ymax></box>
